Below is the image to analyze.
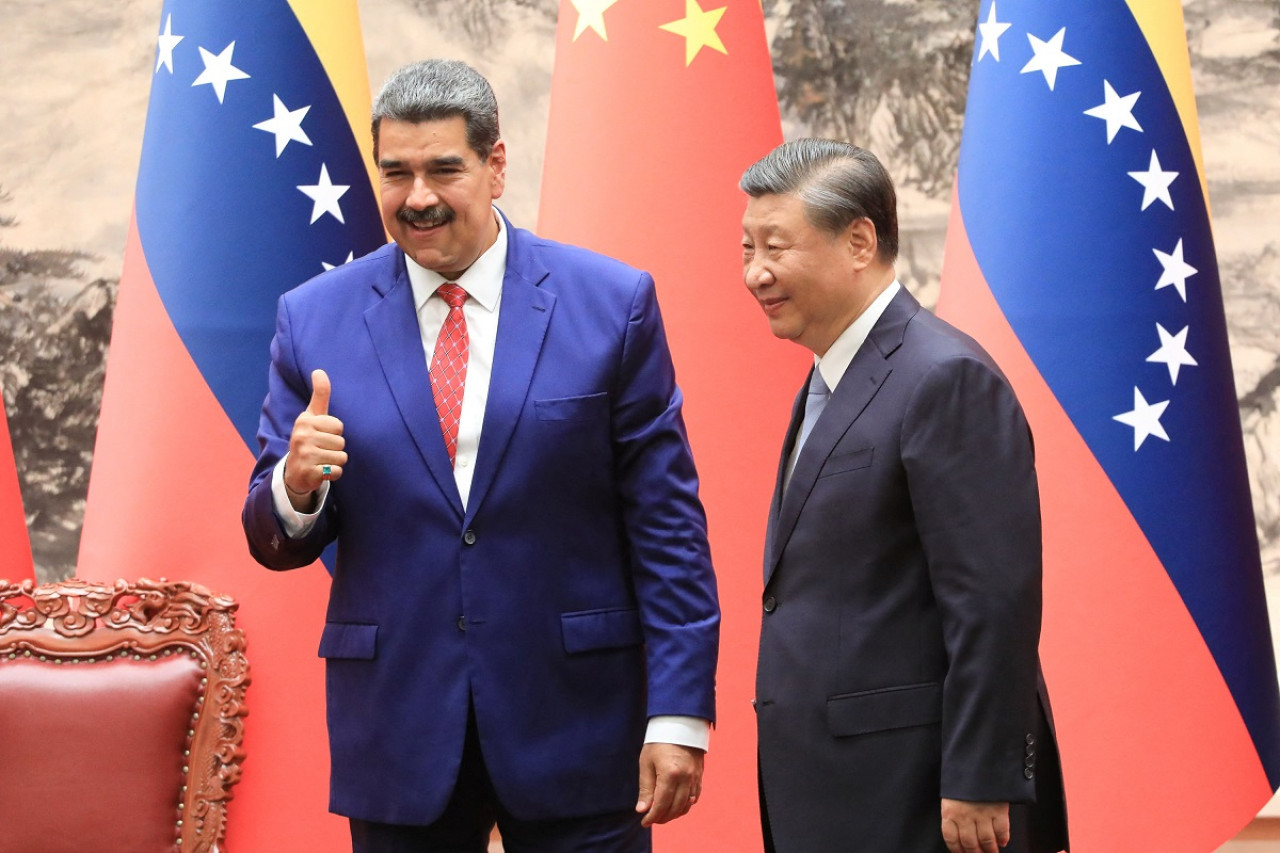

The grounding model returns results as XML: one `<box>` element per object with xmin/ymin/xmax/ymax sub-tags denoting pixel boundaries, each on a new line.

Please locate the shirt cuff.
<box><xmin>644</xmin><ymin>715</ymin><xmax>710</xmax><ymax>752</ymax></box>
<box><xmin>271</xmin><ymin>454</ymin><xmax>328</xmax><ymax>538</ymax></box>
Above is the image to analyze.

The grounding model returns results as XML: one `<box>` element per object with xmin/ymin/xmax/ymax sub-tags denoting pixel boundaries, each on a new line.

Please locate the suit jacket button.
<box><xmin>1023</xmin><ymin>767</ymin><xmax>1034</xmax><ymax>779</ymax></box>
<box><xmin>463</xmin><ymin>529</ymin><xmax>477</xmax><ymax>545</ymax></box>
<box><xmin>763</xmin><ymin>595</ymin><xmax>777</xmax><ymax>613</ymax></box>
<box><xmin>457</xmin><ymin>616</ymin><xmax>467</xmax><ymax>631</ymax></box>
<box><xmin>1026</xmin><ymin>733</ymin><xmax>1036</xmax><ymax>745</ymax></box>
<box><xmin>1025</xmin><ymin>755</ymin><xmax>1036</xmax><ymax>768</ymax></box>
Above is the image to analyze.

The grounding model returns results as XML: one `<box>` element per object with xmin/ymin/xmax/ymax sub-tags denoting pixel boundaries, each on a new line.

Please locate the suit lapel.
<box><xmin>464</xmin><ymin>222</ymin><xmax>553</xmax><ymax>522</ymax></box>
<box><xmin>763</xmin><ymin>379</ymin><xmax>806</xmax><ymax>579</ymax></box>
<box><xmin>364</xmin><ymin>249</ymin><xmax>465</xmax><ymax>518</ymax></box>
<box><xmin>764</xmin><ymin>288</ymin><xmax>920</xmax><ymax>585</ymax></box>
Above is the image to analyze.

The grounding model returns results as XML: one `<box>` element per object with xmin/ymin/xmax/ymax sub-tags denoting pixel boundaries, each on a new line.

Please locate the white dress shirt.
<box><xmin>271</xmin><ymin>210</ymin><xmax>708</xmax><ymax>750</ymax></box>
<box><xmin>784</xmin><ymin>280</ymin><xmax>902</xmax><ymax>488</ymax></box>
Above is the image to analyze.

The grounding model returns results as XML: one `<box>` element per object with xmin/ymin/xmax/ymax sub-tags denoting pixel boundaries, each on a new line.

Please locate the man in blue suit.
<box><xmin>741</xmin><ymin>140</ymin><xmax>1067</xmax><ymax>852</ymax></box>
<box><xmin>242</xmin><ymin>60</ymin><xmax>720</xmax><ymax>852</ymax></box>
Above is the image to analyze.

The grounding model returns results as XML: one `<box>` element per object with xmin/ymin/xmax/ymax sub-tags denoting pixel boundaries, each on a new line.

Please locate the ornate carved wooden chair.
<box><xmin>0</xmin><ymin>578</ymin><xmax>249</xmax><ymax>853</ymax></box>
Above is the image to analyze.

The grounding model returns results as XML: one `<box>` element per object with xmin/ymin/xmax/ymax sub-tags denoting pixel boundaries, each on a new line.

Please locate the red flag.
<box><xmin>78</xmin><ymin>1</ymin><xmax>385</xmax><ymax>848</ymax></box>
<box><xmin>539</xmin><ymin>2</ymin><xmax>800</xmax><ymax>849</ymax></box>
<box><xmin>0</xmin><ymin>387</ymin><xmax>33</xmax><ymax>583</ymax></box>
<box><xmin>938</xmin><ymin>0</ymin><xmax>1280</xmax><ymax>847</ymax></box>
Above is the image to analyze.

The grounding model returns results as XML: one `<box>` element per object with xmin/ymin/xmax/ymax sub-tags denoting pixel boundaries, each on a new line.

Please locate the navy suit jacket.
<box><xmin>756</xmin><ymin>288</ymin><xmax>1067</xmax><ymax>851</ymax></box>
<box><xmin>243</xmin><ymin>215</ymin><xmax>719</xmax><ymax>825</ymax></box>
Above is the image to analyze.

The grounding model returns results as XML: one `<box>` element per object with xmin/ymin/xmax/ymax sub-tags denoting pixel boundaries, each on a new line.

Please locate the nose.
<box><xmin>744</xmin><ymin>256</ymin><xmax>774</xmax><ymax>290</ymax></box>
<box><xmin>406</xmin><ymin>177</ymin><xmax>439</xmax><ymax>210</ymax></box>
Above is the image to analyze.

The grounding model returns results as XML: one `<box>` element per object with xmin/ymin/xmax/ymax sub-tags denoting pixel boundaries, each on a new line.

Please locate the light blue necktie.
<box><xmin>795</xmin><ymin>367</ymin><xmax>830</xmax><ymax>456</ymax></box>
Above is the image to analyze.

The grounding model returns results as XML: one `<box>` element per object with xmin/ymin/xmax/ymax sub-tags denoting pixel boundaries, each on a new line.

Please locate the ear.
<box><xmin>845</xmin><ymin>217</ymin><xmax>878</xmax><ymax>269</ymax></box>
<box><xmin>488</xmin><ymin>139</ymin><xmax>508</xmax><ymax>200</ymax></box>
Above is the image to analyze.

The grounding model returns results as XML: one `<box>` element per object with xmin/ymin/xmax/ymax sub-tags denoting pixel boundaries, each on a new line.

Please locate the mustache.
<box><xmin>398</xmin><ymin>205</ymin><xmax>456</xmax><ymax>227</ymax></box>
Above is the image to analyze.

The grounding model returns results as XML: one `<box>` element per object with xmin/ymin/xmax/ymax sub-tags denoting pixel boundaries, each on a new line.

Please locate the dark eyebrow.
<box><xmin>429</xmin><ymin>155</ymin><xmax>466</xmax><ymax>168</ymax></box>
<box><xmin>378</xmin><ymin>155</ymin><xmax>467</xmax><ymax>171</ymax></box>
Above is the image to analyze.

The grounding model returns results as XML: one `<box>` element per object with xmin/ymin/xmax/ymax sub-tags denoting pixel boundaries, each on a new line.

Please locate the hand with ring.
<box><xmin>284</xmin><ymin>369</ymin><xmax>347</xmax><ymax>510</ymax></box>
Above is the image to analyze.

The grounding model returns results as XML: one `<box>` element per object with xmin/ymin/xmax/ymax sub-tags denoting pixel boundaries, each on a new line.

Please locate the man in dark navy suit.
<box><xmin>741</xmin><ymin>139</ymin><xmax>1068</xmax><ymax>853</ymax></box>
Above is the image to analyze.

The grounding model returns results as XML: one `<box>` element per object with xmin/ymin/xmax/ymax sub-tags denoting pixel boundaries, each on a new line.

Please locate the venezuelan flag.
<box><xmin>79</xmin><ymin>1</ymin><xmax>385</xmax><ymax>847</ymax></box>
<box><xmin>938</xmin><ymin>1</ymin><xmax>1280</xmax><ymax>848</ymax></box>
<box><xmin>0</xmin><ymin>385</ymin><xmax>33</xmax><ymax>583</ymax></box>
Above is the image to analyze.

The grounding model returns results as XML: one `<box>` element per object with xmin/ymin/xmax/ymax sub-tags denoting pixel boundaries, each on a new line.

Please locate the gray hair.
<box><xmin>740</xmin><ymin>139</ymin><xmax>898</xmax><ymax>262</ymax></box>
<box><xmin>371</xmin><ymin>60</ymin><xmax>500</xmax><ymax>161</ymax></box>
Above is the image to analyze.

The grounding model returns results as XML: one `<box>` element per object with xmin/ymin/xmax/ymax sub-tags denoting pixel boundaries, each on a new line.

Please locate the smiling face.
<box><xmin>377</xmin><ymin>116</ymin><xmax>507</xmax><ymax>278</ymax></box>
<box><xmin>741</xmin><ymin>192</ymin><xmax>880</xmax><ymax>356</ymax></box>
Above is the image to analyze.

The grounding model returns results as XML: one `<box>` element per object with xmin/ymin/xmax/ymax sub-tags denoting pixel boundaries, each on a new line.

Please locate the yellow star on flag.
<box><xmin>570</xmin><ymin>0</ymin><xmax>621</xmax><ymax>42</ymax></box>
<box><xmin>660</xmin><ymin>0</ymin><xmax>729</xmax><ymax>66</ymax></box>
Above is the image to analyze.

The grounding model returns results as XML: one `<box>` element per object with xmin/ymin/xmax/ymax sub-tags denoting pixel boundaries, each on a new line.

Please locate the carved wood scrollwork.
<box><xmin>0</xmin><ymin>577</ymin><xmax>250</xmax><ymax>853</ymax></box>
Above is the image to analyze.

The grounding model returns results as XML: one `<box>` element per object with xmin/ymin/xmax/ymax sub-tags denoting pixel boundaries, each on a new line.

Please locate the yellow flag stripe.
<box><xmin>1126</xmin><ymin>0</ymin><xmax>1211</xmax><ymax>216</ymax></box>
<box><xmin>287</xmin><ymin>0</ymin><xmax>379</xmax><ymax>201</ymax></box>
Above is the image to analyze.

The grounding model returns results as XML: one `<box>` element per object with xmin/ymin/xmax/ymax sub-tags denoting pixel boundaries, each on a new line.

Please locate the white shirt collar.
<box><xmin>405</xmin><ymin>208</ymin><xmax>507</xmax><ymax>313</ymax></box>
<box><xmin>815</xmin><ymin>280</ymin><xmax>902</xmax><ymax>392</ymax></box>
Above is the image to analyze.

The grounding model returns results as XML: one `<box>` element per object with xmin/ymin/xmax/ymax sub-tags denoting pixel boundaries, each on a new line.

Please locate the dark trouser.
<box><xmin>350</xmin><ymin>709</ymin><xmax>650</xmax><ymax>853</ymax></box>
<box><xmin>757</xmin><ymin>742</ymin><xmax>1070</xmax><ymax>850</ymax></box>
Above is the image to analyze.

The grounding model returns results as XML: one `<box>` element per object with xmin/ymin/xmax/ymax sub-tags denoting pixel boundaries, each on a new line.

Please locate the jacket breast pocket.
<box><xmin>317</xmin><ymin>622</ymin><xmax>378</xmax><ymax>660</ymax></box>
<box><xmin>818</xmin><ymin>446</ymin><xmax>874</xmax><ymax>480</ymax></box>
<box><xmin>827</xmin><ymin>681</ymin><xmax>941</xmax><ymax>737</ymax></box>
<box><xmin>535</xmin><ymin>392</ymin><xmax>609</xmax><ymax>422</ymax></box>
<box><xmin>561</xmin><ymin>607</ymin><xmax>643</xmax><ymax>654</ymax></box>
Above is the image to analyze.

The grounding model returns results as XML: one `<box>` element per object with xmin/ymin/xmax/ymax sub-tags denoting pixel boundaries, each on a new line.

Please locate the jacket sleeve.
<box><xmin>242</xmin><ymin>292</ymin><xmax>338</xmax><ymax>570</ymax></box>
<box><xmin>611</xmin><ymin>272</ymin><xmax>721</xmax><ymax>723</ymax></box>
<box><xmin>902</xmin><ymin>354</ymin><xmax>1042</xmax><ymax>803</ymax></box>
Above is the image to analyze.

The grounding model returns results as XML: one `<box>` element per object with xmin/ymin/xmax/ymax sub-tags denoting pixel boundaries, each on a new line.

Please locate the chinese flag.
<box><xmin>938</xmin><ymin>0</ymin><xmax>1280</xmax><ymax>848</ymax></box>
<box><xmin>539</xmin><ymin>2</ymin><xmax>803</xmax><ymax>850</ymax></box>
<box><xmin>77</xmin><ymin>1</ymin><xmax>385</xmax><ymax>848</ymax></box>
<box><xmin>0</xmin><ymin>387</ymin><xmax>33</xmax><ymax>582</ymax></box>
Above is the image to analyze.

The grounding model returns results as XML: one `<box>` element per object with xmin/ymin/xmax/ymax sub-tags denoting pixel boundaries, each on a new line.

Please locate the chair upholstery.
<box><xmin>0</xmin><ymin>578</ymin><xmax>249</xmax><ymax>853</ymax></box>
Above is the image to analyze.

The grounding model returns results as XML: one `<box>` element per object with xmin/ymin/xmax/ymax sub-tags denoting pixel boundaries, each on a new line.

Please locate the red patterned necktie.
<box><xmin>430</xmin><ymin>283</ymin><xmax>469</xmax><ymax>466</ymax></box>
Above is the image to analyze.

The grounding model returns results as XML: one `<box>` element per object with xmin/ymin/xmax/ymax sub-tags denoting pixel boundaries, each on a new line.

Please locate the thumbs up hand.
<box><xmin>284</xmin><ymin>369</ymin><xmax>347</xmax><ymax>509</ymax></box>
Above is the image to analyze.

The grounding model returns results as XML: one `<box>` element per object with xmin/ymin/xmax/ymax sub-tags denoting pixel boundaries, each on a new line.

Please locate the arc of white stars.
<box><xmin>155</xmin><ymin>15</ymin><xmax>183</xmax><ymax>74</ymax></box>
<box><xmin>570</xmin><ymin>0</ymin><xmax>620</xmax><ymax>41</ymax></box>
<box><xmin>254</xmin><ymin>95</ymin><xmax>313</xmax><ymax>157</ymax></box>
<box><xmin>322</xmin><ymin>251</ymin><xmax>355</xmax><ymax>272</ymax></box>
<box><xmin>1129</xmin><ymin>150</ymin><xmax>1178</xmax><ymax>211</ymax></box>
<box><xmin>977</xmin><ymin>2</ymin><xmax>1011</xmax><ymax>62</ymax></box>
<box><xmin>1147</xmin><ymin>324</ymin><xmax>1197</xmax><ymax>385</ymax></box>
<box><xmin>1084</xmin><ymin>80</ymin><xmax>1142</xmax><ymax>143</ymax></box>
<box><xmin>1020</xmin><ymin>27</ymin><xmax>1081</xmax><ymax>91</ymax></box>
<box><xmin>298</xmin><ymin>164</ymin><xmax>349</xmax><ymax>224</ymax></box>
<box><xmin>1113</xmin><ymin>387</ymin><xmax>1170</xmax><ymax>451</ymax></box>
<box><xmin>192</xmin><ymin>42</ymin><xmax>250</xmax><ymax>104</ymax></box>
<box><xmin>1153</xmin><ymin>237</ymin><xmax>1197</xmax><ymax>301</ymax></box>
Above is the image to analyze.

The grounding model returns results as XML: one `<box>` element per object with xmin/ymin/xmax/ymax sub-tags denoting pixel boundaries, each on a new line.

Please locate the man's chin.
<box><xmin>766</xmin><ymin>320</ymin><xmax>797</xmax><ymax>342</ymax></box>
<box><xmin>399</xmin><ymin>245</ymin><xmax>450</xmax><ymax>273</ymax></box>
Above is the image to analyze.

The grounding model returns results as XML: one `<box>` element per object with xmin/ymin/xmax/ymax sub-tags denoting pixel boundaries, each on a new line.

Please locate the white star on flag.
<box><xmin>1084</xmin><ymin>80</ymin><xmax>1142</xmax><ymax>143</ymax></box>
<box><xmin>1147</xmin><ymin>324</ymin><xmax>1197</xmax><ymax>385</ymax></box>
<box><xmin>1153</xmin><ymin>237</ymin><xmax>1197</xmax><ymax>301</ymax></box>
<box><xmin>1128</xmin><ymin>149</ymin><xmax>1178</xmax><ymax>211</ymax></box>
<box><xmin>1020</xmin><ymin>27</ymin><xmax>1081</xmax><ymax>91</ymax></box>
<box><xmin>155</xmin><ymin>15</ymin><xmax>183</xmax><ymax>74</ymax></box>
<box><xmin>1114</xmin><ymin>387</ymin><xmax>1170</xmax><ymax>450</ymax></box>
<box><xmin>570</xmin><ymin>0</ymin><xmax>620</xmax><ymax>41</ymax></box>
<box><xmin>977</xmin><ymin>2</ymin><xmax>1011</xmax><ymax>62</ymax></box>
<box><xmin>298</xmin><ymin>164</ymin><xmax>350</xmax><ymax>224</ymax></box>
<box><xmin>192</xmin><ymin>42</ymin><xmax>250</xmax><ymax>104</ymax></box>
<box><xmin>254</xmin><ymin>95</ymin><xmax>313</xmax><ymax>157</ymax></box>
<box><xmin>322</xmin><ymin>251</ymin><xmax>355</xmax><ymax>272</ymax></box>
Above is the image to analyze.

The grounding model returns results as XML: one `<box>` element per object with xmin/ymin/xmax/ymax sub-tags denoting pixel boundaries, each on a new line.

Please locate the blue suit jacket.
<box><xmin>756</xmin><ymin>288</ymin><xmax>1067</xmax><ymax>851</ymax></box>
<box><xmin>243</xmin><ymin>216</ymin><xmax>719</xmax><ymax>825</ymax></box>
